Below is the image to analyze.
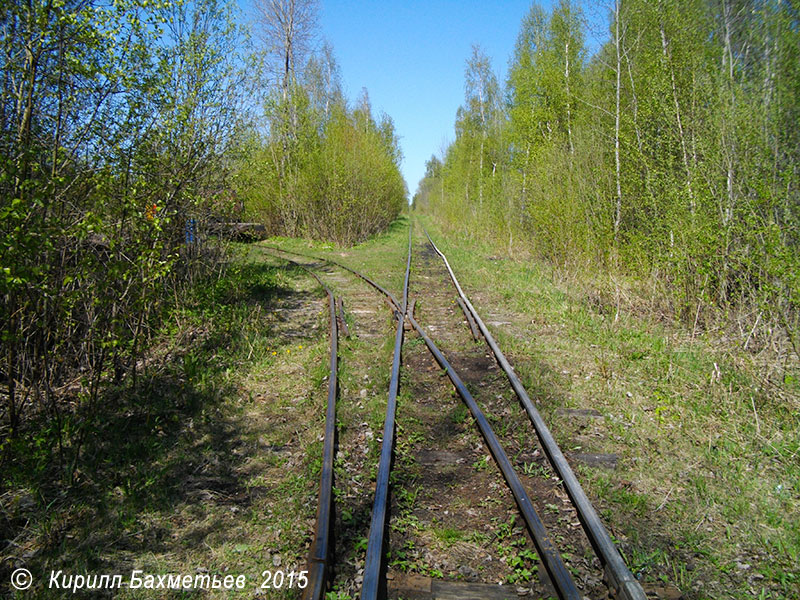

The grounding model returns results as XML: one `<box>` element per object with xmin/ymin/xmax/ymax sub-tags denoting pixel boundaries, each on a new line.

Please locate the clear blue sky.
<box><xmin>240</xmin><ymin>1</ymin><xmax>610</xmax><ymax>198</ymax></box>
<box><xmin>320</xmin><ymin>0</ymin><xmax>543</xmax><ymax>197</ymax></box>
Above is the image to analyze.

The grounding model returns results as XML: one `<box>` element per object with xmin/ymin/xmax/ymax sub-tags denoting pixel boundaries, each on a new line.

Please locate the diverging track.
<box><xmin>262</xmin><ymin>221</ymin><xmax>645</xmax><ymax>600</ymax></box>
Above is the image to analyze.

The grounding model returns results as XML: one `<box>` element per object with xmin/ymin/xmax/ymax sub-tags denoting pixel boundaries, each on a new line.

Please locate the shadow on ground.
<box><xmin>0</xmin><ymin>261</ymin><xmax>320</xmax><ymax>598</ymax></box>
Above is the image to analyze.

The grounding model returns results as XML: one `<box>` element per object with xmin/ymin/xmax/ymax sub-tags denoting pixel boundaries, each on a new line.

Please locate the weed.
<box><xmin>451</xmin><ymin>403</ymin><xmax>468</xmax><ymax>425</ymax></box>
<box><xmin>494</xmin><ymin>516</ymin><xmax>516</xmax><ymax>540</ymax></box>
<box><xmin>472</xmin><ymin>455</ymin><xmax>490</xmax><ymax>472</ymax></box>
<box><xmin>354</xmin><ymin>536</ymin><xmax>369</xmax><ymax>553</ymax></box>
<box><xmin>426</xmin><ymin>568</ymin><xmax>444</xmax><ymax>578</ymax></box>
<box><xmin>505</xmin><ymin>548</ymin><xmax>539</xmax><ymax>584</ymax></box>
<box><xmin>325</xmin><ymin>592</ymin><xmax>353</xmax><ymax>600</ymax></box>
<box><xmin>522</xmin><ymin>461</ymin><xmax>549</xmax><ymax>479</ymax></box>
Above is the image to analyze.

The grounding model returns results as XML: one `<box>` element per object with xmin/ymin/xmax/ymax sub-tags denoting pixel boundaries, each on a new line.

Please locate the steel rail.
<box><xmin>260</xmin><ymin>239</ymin><xmax>581</xmax><ymax>600</ymax></box>
<box><xmin>264</xmin><ymin>254</ymin><xmax>337</xmax><ymax>600</ymax></box>
<box><xmin>421</xmin><ymin>227</ymin><xmax>646</xmax><ymax>600</ymax></box>
<box><xmin>304</xmin><ymin>287</ymin><xmax>338</xmax><ymax>600</ymax></box>
<box><xmin>402</xmin><ymin>308</ymin><xmax>580</xmax><ymax>599</ymax></box>
<box><xmin>361</xmin><ymin>223</ymin><xmax>413</xmax><ymax>600</ymax></box>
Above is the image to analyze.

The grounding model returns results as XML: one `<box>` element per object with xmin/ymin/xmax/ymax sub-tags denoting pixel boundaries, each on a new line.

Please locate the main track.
<box><xmin>262</xmin><ymin>220</ymin><xmax>645</xmax><ymax>600</ymax></box>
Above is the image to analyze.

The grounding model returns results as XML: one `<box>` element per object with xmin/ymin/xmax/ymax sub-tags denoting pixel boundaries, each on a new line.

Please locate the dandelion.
<box><xmin>298</xmin><ymin>345</ymin><xmax>303</xmax><ymax>350</ymax></box>
<box><xmin>272</xmin><ymin>351</ymin><xmax>277</xmax><ymax>356</ymax></box>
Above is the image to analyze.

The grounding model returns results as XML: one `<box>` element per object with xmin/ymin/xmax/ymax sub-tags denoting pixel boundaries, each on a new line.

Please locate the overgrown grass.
<box><xmin>1</xmin><ymin>249</ymin><xmax>332</xmax><ymax>599</ymax></box>
<box><xmin>415</xmin><ymin>215</ymin><xmax>799</xmax><ymax>599</ymax></box>
<box><xmin>259</xmin><ymin>214</ymin><xmax>412</xmax><ymax>299</ymax></box>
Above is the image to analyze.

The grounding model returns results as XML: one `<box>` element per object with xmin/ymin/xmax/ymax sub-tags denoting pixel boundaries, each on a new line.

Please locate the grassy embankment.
<box><xmin>413</xmin><ymin>215</ymin><xmax>798</xmax><ymax>599</ymax></box>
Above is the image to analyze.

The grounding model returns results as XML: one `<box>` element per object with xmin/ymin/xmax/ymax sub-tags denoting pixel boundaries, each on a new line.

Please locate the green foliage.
<box><xmin>0</xmin><ymin>0</ymin><xmax>247</xmax><ymax>478</ymax></box>
<box><xmin>414</xmin><ymin>0</ymin><xmax>800</xmax><ymax>346</ymax></box>
<box><xmin>238</xmin><ymin>93</ymin><xmax>406</xmax><ymax>245</ymax></box>
<box><xmin>234</xmin><ymin>19</ymin><xmax>406</xmax><ymax>246</ymax></box>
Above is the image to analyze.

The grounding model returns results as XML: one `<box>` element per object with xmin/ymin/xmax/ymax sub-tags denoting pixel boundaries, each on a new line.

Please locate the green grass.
<box><xmin>258</xmin><ymin>215</ymin><xmax>412</xmax><ymax>301</ymax></box>
<box><xmin>0</xmin><ymin>248</ymin><xmax>334</xmax><ymax>599</ymax></box>
<box><xmin>415</xmin><ymin>214</ymin><xmax>800</xmax><ymax>599</ymax></box>
<box><xmin>433</xmin><ymin>527</ymin><xmax>466</xmax><ymax>546</ymax></box>
<box><xmin>450</xmin><ymin>403</ymin><xmax>469</xmax><ymax>425</ymax></box>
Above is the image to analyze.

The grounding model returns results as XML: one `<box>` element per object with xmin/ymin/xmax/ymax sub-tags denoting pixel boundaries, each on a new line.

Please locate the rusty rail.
<box><xmin>361</xmin><ymin>223</ymin><xmax>413</xmax><ymax>600</ymax></box>
<box><xmin>262</xmin><ymin>255</ymin><xmax>337</xmax><ymax>600</ymax></box>
<box><xmin>421</xmin><ymin>226</ymin><xmax>646</xmax><ymax>600</ymax></box>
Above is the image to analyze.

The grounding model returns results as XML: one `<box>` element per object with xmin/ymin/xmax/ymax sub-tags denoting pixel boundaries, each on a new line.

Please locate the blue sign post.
<box><xmin>185</xmin><ymin>218</ymin><xmax>196</xmax><ymax>244</ymax></box>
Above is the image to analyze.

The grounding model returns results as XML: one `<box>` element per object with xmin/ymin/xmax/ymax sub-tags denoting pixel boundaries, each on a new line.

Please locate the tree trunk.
<box><xmin>613</xmin><ymin>0</ymin><xmax>622</xmax><ymax>246</ymax></box>
<box><xmin>565</xmin><ymin>38</ymin><xmax>574</xmax><ymax>155</ymax></box>
<box><xmin>660</xmin><ymin>23</ymin><xmax>695</xmax><ymax>216</ymax></box>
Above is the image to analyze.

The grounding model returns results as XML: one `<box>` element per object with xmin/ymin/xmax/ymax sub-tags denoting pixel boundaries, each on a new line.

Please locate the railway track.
<box><xmin>262</xmin><ymin>222</ymin><xmax>646</xmax><ymax>600</ymax></box>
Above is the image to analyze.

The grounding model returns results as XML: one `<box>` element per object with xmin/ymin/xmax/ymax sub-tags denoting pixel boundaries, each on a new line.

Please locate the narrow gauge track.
<box><xmin>262</xmin><ymin>225</ymin><xmax>644</xmax><ymax>600</ymax></box>
<box><xmin>420</xmin><ymin>228</ymin><xmax>646</xmax><ymax>600</ymax></box>
<box><xmin>302</xmin><ymin>267</ymin><xmax>338</xmax><ymax>600</ymax></box>
<box><xmin>260</xmin><ymin>247</ymin><xmax>405</xmax><ymax>600</ymax></box>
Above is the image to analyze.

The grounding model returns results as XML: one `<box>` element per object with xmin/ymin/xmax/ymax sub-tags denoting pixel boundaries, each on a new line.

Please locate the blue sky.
<box><xmin>320</xmin><ymin>0</ymin><xmax>541</xmax><ymax>197</ymax></box>
<box><xmin>240</xmin><ymin>1</ymin><xmax>610</xmax><ymax>198</ymax></box>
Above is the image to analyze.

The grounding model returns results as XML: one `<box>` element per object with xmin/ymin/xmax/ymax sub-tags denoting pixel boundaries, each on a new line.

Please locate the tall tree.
<box><xmin>255</xmin><ymin>0</ymin><xmax>318</xmax><ymax>152</ymax></box>
<box><xmin>507</xmin><ymin>3</ymin><xmax>549</xmax><ymax>218</ymax></box>
<box><xmin>463</xmin><ymin>44</ymin><xmax>500</xmax><ymax>210</ymax></box>
<box><xmin>256</xmin><ymin>0</ymin><xmax>318</xmax><ymax>103</ymax></box>
<box><xmin>303</xmin><ymin>40</ymin><xmax>343</xmax><ymax>123</ymax></box>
